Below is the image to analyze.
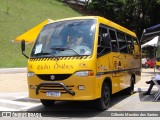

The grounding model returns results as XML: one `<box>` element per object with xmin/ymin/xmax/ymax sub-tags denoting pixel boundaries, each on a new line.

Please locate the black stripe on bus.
<box><xmin>97</xmin><ymin>67</ymin><xmax>141</xmax><ymax>75</ymax></box>
<box><xmin>29</xmin><ymin>55</ymin><xmax>92</xmax><ymax>61</ymax></box>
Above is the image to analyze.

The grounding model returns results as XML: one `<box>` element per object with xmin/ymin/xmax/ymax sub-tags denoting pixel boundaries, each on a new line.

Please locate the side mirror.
<box><xmin>21</xmin><ymin>40</ymin><xmax>25</xmax><ymax>52</ymax></box>
<box><xmin>21</xmin><ymin>40</ymin><xmax>29</xmax><ymax>59</ymax></box>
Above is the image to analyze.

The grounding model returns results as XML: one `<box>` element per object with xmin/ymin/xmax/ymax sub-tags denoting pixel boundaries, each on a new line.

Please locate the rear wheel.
<box><xmin>40</xmin><ymin>99</ymin><xmax>55</xmax><ymax>107</ymax></box>
<box><xmin>96</xmin><ymin>82</ymin><xmax>110</xmax><ymax>111</ymax></box>
<box><xmin>126</xmin><ymin>77</ymin><xmax>134</xmax><ymax>95</ymax></box>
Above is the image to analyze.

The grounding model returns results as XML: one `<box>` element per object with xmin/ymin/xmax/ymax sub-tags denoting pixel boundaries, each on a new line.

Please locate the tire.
<box><xmin>126</xmin><ymin>77</ymin><xmax>134</xmax><ymax>95</ymax></box>
<box><xmin>40</xmin><ymin>99</ymin><xmax>55</xmax><ymax>107</ymax></box>
<box><xmin>96</xmin><ymin>82</ymin><xmax>111</xmax><ymax>111</ymax></box>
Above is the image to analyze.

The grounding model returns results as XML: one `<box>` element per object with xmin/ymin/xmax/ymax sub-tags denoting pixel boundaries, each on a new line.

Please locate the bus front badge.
<box><xmin>50</xmin><ymin>75</ymin><xmax>55</xmax><ymax>80</ymax></box>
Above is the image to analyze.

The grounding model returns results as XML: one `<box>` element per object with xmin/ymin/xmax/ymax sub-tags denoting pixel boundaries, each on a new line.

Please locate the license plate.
<box><xmin>46</xmin><ymin>91</ymin><xmax>61</xmax><ymax>97</ymax></box>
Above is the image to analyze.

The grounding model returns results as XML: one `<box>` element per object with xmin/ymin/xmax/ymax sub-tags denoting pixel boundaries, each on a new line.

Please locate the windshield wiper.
<box><xmin>34</xmin><ymin>52</ymin><xmax>58</xmax><ymax>58</ymax></box>
<box><xmin>51</xmin><ymin>47</ymin><xmax>80</xmax><ymax>56</ymax></box>
<box><xmin>34</xmin><ymin>52</ymin><xmax>52</xmax><ymax>56</ymax></box>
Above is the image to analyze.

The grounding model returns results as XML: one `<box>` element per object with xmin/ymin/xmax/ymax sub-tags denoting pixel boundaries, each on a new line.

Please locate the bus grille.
<box><xmin>36</xmin><ymin>74</ymin><xmax>72</xmax><ymax>81</ymax></box>
<box><xmin>29</xmin><ymin>56</ymin><xmax>92</xmax><ymax>61</ymax></box>
<box><xmin>36</xmin><ymin>85</ymin><xmax>74</xmax><ymax>94</ymax></box>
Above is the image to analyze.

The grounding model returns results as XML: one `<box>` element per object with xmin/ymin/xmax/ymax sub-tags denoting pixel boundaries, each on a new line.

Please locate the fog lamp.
<box><xmin>27</xmin><ymin>72</ymin><xmax>35</xmax><ymax>77</ymax></box>
<box><xmin>30</xmin><ymin>85</ymin><xmax>35</xmax><ymax>89</ymax></box>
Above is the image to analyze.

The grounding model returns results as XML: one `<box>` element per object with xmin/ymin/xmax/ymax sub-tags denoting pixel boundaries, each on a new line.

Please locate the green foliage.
<box><xmin>0</xmin><ymin>0</ymin><xmax>81</xmax><ymax>68</ymax></box>
<box><xmin>88</xmin><ymin>0</ymin><xmax>160</xmax><ymax>38</ymax></box>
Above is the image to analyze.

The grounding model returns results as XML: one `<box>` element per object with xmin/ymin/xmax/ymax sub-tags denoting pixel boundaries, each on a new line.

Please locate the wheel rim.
<box><xmin>103</xmin><ymin>87</ymin><xmax>110</xmax><ymax>106</ymax></box>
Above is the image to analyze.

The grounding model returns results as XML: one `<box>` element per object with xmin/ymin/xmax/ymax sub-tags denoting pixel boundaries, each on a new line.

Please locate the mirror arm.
<box><xmin>22</xmin><ymin>51</ymin><xmax>29</xmax><ymax>59</ymax></box>
<box><xmin>21</xmin><ymin>40</ymin><xmax>29</xmax><ymax>59</ymax></box>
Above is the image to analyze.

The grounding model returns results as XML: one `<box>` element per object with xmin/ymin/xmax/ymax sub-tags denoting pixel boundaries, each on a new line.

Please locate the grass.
<box><xmin>0</xmin><ymin>0</ymin><xmax>81</xmax><ymax>68</ymax></box>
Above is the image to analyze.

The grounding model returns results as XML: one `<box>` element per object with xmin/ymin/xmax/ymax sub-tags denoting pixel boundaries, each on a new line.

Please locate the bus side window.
<box><xmin>126</xmin><ymin>35</ymin><xmax>134</xmax><ymax>54</ymax></box>
<box><xmin>117</xmin><ymin>32</ymin><xmax>128</xmax><ymax>53</ymax></box>
<box><xmin>109</xmin><ymin>29</ymin><xmax>118</xmax><ymax>52</ymax></box>
<box><xmin>97</xmin><ymin>26</ymin><xmax>111</xmax><ymax>56</ymax></box>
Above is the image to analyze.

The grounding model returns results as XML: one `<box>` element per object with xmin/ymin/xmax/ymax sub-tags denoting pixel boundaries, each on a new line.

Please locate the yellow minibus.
<box><xmin>21</xmin><ymin>16</ymin><xmax>141</xmax><ymax>110</ymax></box>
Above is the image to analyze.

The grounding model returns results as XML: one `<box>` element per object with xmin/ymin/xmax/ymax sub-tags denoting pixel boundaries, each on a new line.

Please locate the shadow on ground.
<box><xmin>142</xmin><ymin>71</ymin><xmax>159</xmax><ymax>74</ymax></box>
<box><xmin>15</xmin><ymin>90</ymin><xmax>132</xmax><ymax>117</ymax></box>
<box><xmin>138</xmin><ymin>91</ymin><xmax>160</xmax><ymax>102</ymax></box>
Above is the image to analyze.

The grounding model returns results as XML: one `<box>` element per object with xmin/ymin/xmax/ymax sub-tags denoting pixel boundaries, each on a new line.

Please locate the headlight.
<box><xmin>27</xmin><ymin>72</ymin><xmax>35</xmax><ymax>77</ymax></box>
<box><xmin>75</xmin><ymin>71</ymin><xmax>94</xmax><ymax>76</ymax></box>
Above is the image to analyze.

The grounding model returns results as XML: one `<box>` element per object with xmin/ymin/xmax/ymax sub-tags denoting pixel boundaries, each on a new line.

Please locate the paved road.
<box><xmin>0</xmin><ymin>68</ymin><xmax>160</xmax><ymax>119</ymax></box>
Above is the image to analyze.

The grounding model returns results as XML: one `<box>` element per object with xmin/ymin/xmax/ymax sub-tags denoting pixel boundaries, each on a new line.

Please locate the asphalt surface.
<box><xmin>0</xmin><ymin>68</ymin><xmax>160</xmax><ymax>119</ymax></box>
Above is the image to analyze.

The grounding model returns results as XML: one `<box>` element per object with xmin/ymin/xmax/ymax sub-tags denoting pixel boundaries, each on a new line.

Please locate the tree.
<box><xmin>88</xmin><ymin>0</ymin><xmax>160</xmax><ymax>39</ymax></box>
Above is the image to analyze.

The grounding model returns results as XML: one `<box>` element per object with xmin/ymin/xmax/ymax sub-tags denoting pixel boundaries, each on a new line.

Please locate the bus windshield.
<box><xmin>31</xmin><ymin>19</ymin><xmax>96</xmax><ymax>58</ymax></box>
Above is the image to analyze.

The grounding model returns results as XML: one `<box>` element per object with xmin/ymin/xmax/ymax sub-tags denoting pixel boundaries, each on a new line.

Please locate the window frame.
<box><xmin>108</xmin><ymin>28</ymin><xmax>119</xmax><ymax>52</ymax></box>
<box><xmin>97</xmin><ymin>24</ymin><xmax>111</xmax><ymax>57</ymax></box>
<box><xmin>116</xmin><ymin>31</ymin><xmax>128</xmax><ymax>53</ymax></box>
<box><xmin>97</xmin><ymin>23</ymin><xmax>139</xmax><ymax>56</ymax></box>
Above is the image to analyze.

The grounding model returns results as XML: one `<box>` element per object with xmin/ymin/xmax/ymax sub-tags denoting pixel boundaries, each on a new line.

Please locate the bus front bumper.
<box><xmin>36</xmin><ymin>81</ymin><xmax>75</xmax><ymax>96</ymax></box>
<box><xmin>28</xmin><ymin>75</ymin><xmax>101</xmax><ymax>101</ymax></box>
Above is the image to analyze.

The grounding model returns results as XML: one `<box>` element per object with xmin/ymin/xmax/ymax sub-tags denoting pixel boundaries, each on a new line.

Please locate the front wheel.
<box><xmin>40</xmin><ymin>99</ymin><xmax>55</xmax><ymax>107</ymax></box>
<box><xmin>96</xmin><ymin>83</ymin><xmax>111</xmax><ymax>111</ymax></box>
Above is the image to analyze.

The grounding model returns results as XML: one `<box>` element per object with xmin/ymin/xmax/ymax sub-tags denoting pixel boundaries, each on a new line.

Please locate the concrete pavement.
<box><xmin>0</xmin><ymin>68</ymin><xmax>27</xmax><ymax>74</ymax></box>
<box><xmin>0</xmin><ymin>68</ymin><xmax>160</xmax><ymax>117</ymax></box>
<box><xmin>0</xmin><ymin>67</ymin><xmax>160</xmax><ymax>93</ymax></box>
<box><xmin>0</xmin><ymin>91</ymin><xmax>159</xmax><ymax>119</ymax></box>
<box><xmin>0</xmin><ymin>67</ymin><xmax>159</xmax><ymax>93</ymax></box>
<box><xmin>135</xmin><ymin>68</ymin><xmax>160</xmax><ymax>92</ymax></box>
<box><xmin>0</xmin><ymin>68</ymin><xmax>27</xmax><ymax>93</ymax></box>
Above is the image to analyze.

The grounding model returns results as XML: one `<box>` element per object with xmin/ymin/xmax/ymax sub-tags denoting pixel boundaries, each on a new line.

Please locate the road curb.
<box><xmin>0</xmin><ymin>68</ymin><xmax>27</xmax><ymax>73</ymax></box>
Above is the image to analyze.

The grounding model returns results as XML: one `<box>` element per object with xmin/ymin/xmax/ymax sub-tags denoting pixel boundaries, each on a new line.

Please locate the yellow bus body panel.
<box><xmin>28</xmin><ymin>56</ymin><xmax>101</xmax><ymax>100</ymax></box>
<box><xmin>27</xmin><ymin>16</ymin><xmax>141</xmax><ymax>101</ymax></box>
<box><xmin>156</xmin><ymin>61</ymin><xmax>160</xmax><ymax>67</ymax></box>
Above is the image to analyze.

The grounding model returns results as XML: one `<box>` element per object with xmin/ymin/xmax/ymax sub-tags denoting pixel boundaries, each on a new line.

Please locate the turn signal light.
<box><xmin>75</xmin><ymin>71</ymin><xmax>94</xmax><ymax>76</ymax></box>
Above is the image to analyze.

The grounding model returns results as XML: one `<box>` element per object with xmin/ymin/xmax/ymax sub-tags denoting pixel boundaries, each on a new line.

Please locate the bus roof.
<box><xmin>97</xmin><ymin>16</ymin><xmax>137</xmax><ymax>37</ymax></box>
<box><xmin>13</xmin><ymin>16</ymin><xmax>137</xmax><ymax>43</ymax></box>
<box><xmin>48</xmin><ymin>16</ymin><xmax>137</xmax><ymax>38</ymax></box>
